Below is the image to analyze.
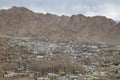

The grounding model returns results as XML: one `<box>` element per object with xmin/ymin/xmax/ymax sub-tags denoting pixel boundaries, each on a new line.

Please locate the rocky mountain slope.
<box><xmin>0</xmin><ymin>6</ymin><xmax>119</xmax><ymax>45</ymax></box>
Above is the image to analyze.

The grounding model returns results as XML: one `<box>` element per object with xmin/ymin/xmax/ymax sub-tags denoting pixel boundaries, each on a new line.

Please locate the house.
<box><xmin>68</xmin><ymin>75</ymin><xmax>78</xmax><ymax>80</ymax></box>
<box><xmin>37</xmin><ymin>77</ymin><xmax>50</xmax><ymax>80</ymax></box>
<box><xmin>14</xmin><ymin>72</ymin><xmax>27</xmax><ymax>77</ymax></box>
<box><xmin>47</xmin><ymin>73</ymin><xmax>58</xmax><ymax>80</ymax></box>
<box><xmin>66</xmin><ymin>74</ymin><xmax>78</xmax><ymax>80</ymax></box>
<box><xmin>17</xmin><ymin>66</ymin><xmax>25</xmax><ymax>71</ymax></box>
<box><xmin>92</xmin><ymin>71</ymin><xmax>108</xmax><ymax>77</ymax></box>
<box><xmin>4</xmin><ymin>71</ymin><xmax>15</xmax><ymax>78</ymax></box>
<box><xmin>36</xmin><ymin>56</ymin><xmax>44</xmax><ymax>61</ymax></box>
<box><xmin>47</xmin><ymin>73</ymin><xmax>58</xmax><ymax>77</ymax></box>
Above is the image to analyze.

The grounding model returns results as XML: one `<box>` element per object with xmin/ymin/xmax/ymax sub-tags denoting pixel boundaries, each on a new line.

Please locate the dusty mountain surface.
<box><xmin>0</xmin><ymin>6</ymin><xmax>119</xmax><ymax>45</ymax></box>
<box><xmin>104</xmin><ymin>23</ymin><xmax>120</xmax><ymax>45</ymax></box>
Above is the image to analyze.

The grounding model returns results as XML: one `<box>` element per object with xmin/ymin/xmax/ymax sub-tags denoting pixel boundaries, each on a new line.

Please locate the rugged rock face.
<box><xmin>0</xmin><ymin>6</ymin><xmax>119</xmax><ymax>44</ymax></box>
<box><xmin>104</xmin><ymin>23</ymin><xmax>120</xmax><ymax>45</ymax></box>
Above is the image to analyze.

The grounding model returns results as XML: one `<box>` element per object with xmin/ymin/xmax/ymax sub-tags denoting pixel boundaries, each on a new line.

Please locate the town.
<box><xmin>0</xmin><ymin>37</ymin><xmax>120</xmax><ymax>80</ymax></box>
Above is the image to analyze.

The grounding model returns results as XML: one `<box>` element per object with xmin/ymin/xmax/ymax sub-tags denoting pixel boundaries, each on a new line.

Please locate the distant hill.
<box><xmin>0</xmin><ymin>6</ymin><xmax>119</xmax><ymax>45</ymax></box>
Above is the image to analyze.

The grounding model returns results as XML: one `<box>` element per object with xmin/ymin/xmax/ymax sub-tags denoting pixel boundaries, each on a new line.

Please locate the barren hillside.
<box><xmin>0</xmin><ymin>6</ymin><xmax>119</xmax><ymax>45</ymax></box>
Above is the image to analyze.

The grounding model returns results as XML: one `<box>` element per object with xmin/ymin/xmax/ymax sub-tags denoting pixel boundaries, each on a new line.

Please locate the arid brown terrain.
<box><xmin>0</xmin><ymin>6</ymin><xmax>119</xmax><ymax>45</ymax></box>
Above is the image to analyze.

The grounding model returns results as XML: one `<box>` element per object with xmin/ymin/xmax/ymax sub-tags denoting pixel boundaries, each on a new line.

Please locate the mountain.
<box><xmin>0</xmin><ymin>6</ymin><xmax>119</xmax><ymax>44</ymax></box>
<box><xmin>104</xmin><ymin>23</ymin><xmax>120</xmax><ymax>45</ymax></box>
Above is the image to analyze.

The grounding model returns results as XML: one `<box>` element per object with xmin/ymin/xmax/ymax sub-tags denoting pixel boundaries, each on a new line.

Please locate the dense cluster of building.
<box><xmin>0</xmin><ymin>38</ymin><xmax>120</xmax><ymax>80</ymax></box>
